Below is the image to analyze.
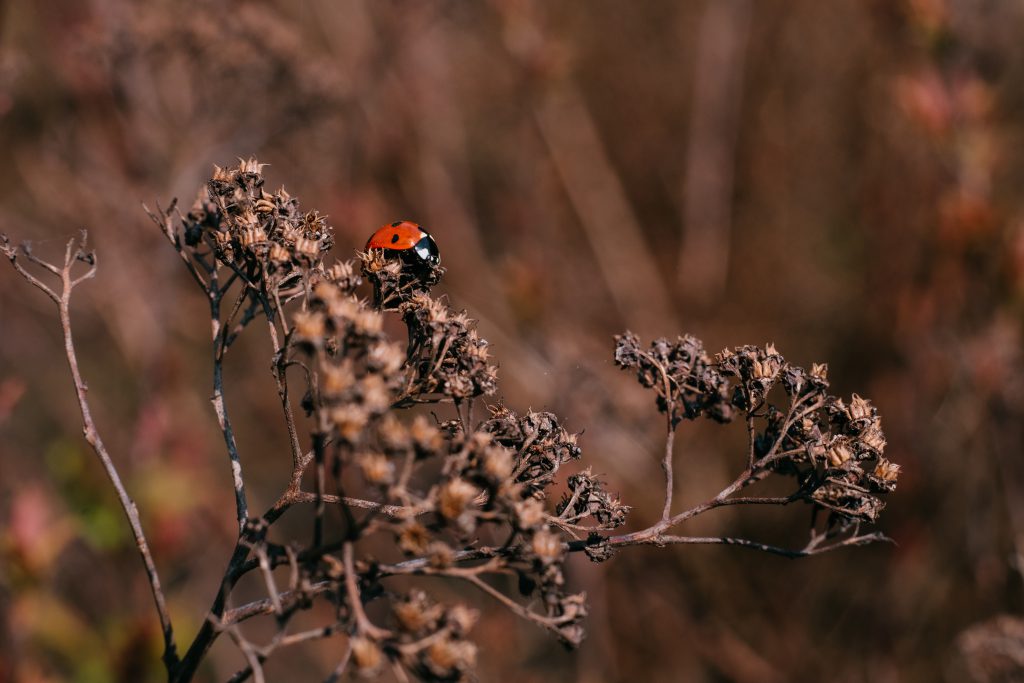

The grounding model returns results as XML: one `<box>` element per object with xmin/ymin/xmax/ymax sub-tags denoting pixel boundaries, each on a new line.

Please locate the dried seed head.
<box><xmin>826</xmin><ymin>439</ymin><xmax>855</xmax><ymax>468</ymax></box>
<box><xmin>211</xmin><ymin>164</ymin><xmax>232</xmax><ymax>183</ymax></box>
<box><xmin>874</xmin><ymin>459</ymin><xmax>901</xmax><ymax>482</ymax></box>
<box><xmin>398</xmin><ymin>522</ymin><xmax>431</xmax><ymax>555</ymax></box>
<box><xmin>394</xmin><ymin>590</ymin><xmax>443</xmax><ymax>634</ymax></box>
<box><xmin>445</xmin><ymin>604</ymin><xmax>479</xmax><ymax>635</ymax></box>
<box><xmin>377</xmin><ymin>414</ymin><xmax>410</xmax><ymax>452</ymax></box>
<box><xmin>848</xmin><ymin>394</ymin><xmax>873</xmax><ymax>421</ymax></box>
<box><xmin>531</xmin><ymin>528</ymin><xmax>563</xmax><ymax>564</ymax></box>
<box><xmin>515</xmin><ymin>498</ymin><xmax>547</xmax><ymax>530</ymax></box>
<box><xmin>293</xmin><ymin>236</ymin><xmax>320</xmax><ymax>258</ymax></box>
<box><xmin>330</xmin><ymin>405</ymin><xmax>368</xmax><ymax>442</ymax></box>
<box><xmin>481</xmin><ymin>445</ymin><xmax>515</xmax><ymax>482</ymax></box>
<box><xmin>367</xmin><ymin>342</ymin><xmax>406</xmax><ymax>375</ymax></box>
<box><xmin>312</xmin><ymin>280</ymin><xmax>344</xmax><ymax>308</ymax></box>
<box><xmin>325</xmin><ymin>260</ymin><xmax>354</xmax><ymax>281</ymax></box>
<box><xmin>268</xmin><ymin>242</ymin><xmax>290</xmax><ymax>264</ymax></box>
<box><xmin>424</xmin><ymin>637</ymin><xmax>477</xmax><ymax>678</ymax></box>
<box><xmin>439</xmin><ymin>479</ymin><xmax>477</xmax><ymax>520</ymax></box>
<box><xmin>353</xmin><ymin>309</ymin><xmax>384</xmax><ymax>336</ymax></box>
<box><xmin>359</xmin><ymin>374</ymin><xmax>392</xmax><ymax>415</ymax></box>
<box><xmin>293</xmin><ymin>311</ymin><xmax>326</xmax><ymax>343</ymax></box>
<box><xmin>322</xmin><ymin>361</ymin><xmax>356</xmax><ymax>397</ymax></box>
<box><xmin>359</xmin><ymin>452</ymin><xmax>394</xmax><ymax>486</ymax></box>
<box><xmin>859</xmin><ymin>423</ymin><xmax>887</xmax><ymax>455</ymax></box>
<box><xmin>351</xmin><ymin>636</ymin><xmax>383</xmax><ymax>676</ymax></box>
<box><xmin>237</xmin><ymin>157</ymin><xmax>266</xmax><ymax>176</ymax></box>
<box><xmin>427</xmin><ymin>541</ymin><xmax>455</xmax><ymax>568</ymax></box>
<box><xmin>411</xmin><ymin>416</ymin><xmax>442</xmax><ymax>455</ymax></box>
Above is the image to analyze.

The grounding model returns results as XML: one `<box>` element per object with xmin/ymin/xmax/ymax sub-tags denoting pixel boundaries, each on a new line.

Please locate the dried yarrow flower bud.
<box><xmin>615</xmin><ymin>332</ymin><xmax>733</xmax><ymax>425</ymax></box>
<box><xmin>558</xmin><ymin>469</ymin><xmax>630</xmax><ymax>529</ymax></box>
<box><xmin>350</xmin><ymin>636</ymin><xmax>383</xmax><ymax>677</ymax></box>
<box><xmin>445</xmin><ymin>604</ymin><xmax>479</xmax><ymax>636</ymax></box>
<box><xmin>439</xmin><ymin>478</ymin><xmax>478</xmax><ymax>522</ymax></box>
<box><xmin>393</xmin><ymin>590</ymin><xmax>444</xmax><ymax>635</ymax></box>
<box><xmin>359</xmin><ymin>452</ymin><xmax>394</xmax><ymax>486</ymax></box>
<box><xmin>427</xmin><ymin>541</ymin><xmax>455</xmax><ymax>568</ymax></box>
<box><xmin>398</xmin><ymin>521</ymin><xmax>431</xmax><ymax>556</ymax></box>
<box><xmin>480</xmin><ymin>406</ymin><xmax>582</xmax><ymax>496</ymax></box>
<box><xmin>421</xmin><ymin>636</ymin><xmax>477</xmax><ymax>680</ymax></box>
<box><xmin>398</xmin><ymin>295</ymin><xmax>498</xmax><ymax>401</ymax></box>
<box><xmin>531</xmin><ymin>528</ymin><xmax>564</xmax><ymax>564</ymax></box>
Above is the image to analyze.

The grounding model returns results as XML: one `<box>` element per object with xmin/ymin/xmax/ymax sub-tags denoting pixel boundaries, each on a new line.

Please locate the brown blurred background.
<box><xmin>2</xmin><ymin>1</ymin><xmax>1023</xmax><ymax>681</ymax></box>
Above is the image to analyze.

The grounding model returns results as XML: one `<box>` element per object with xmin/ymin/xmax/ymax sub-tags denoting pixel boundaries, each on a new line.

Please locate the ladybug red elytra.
<box><xmin>365</xmin><ymin>221</ymin><xmax>440</xmax><ymax>269</ymax></box>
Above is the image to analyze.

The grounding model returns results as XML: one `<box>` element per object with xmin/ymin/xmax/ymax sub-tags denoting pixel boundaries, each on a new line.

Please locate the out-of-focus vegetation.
<box><xmin>0</xmin><ymin>1</ymin><xmax>1022</xmax><ymax>681</ymax></box>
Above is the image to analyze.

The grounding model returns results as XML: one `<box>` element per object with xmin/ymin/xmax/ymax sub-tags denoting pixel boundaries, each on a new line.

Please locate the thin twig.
<box><xmin>1</xmin><ymin>235</ymin><xmax>179</xmax><ymax>671</ymax></box>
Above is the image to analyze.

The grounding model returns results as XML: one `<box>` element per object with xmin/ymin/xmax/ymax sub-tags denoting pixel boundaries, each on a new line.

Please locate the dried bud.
<box><xmin>531</xmin><ymin>528</ymin><xmax>563</xmax><ymax>564</ymax></box>
<box><xmin>515</xmin><ymin>498</ymin><xmax>547</xmax><ymax>530</ymax></box>
<box><xmin>359</xmin><ymin>374</ymin><xmax>392</xmax><ymax>415</ymax></box>
<box><xmin>424</xmin><ymin>637</ymin><xmax>477</xmax><ymax>679</ymax></box>
<box><xmin>398</xmin><ymin>522</ymin><xmax>431</xmax><ymax>555</ymax></box>
<box><xmin>293</xmin><ymin>311</ymin><xmax>326</xmax><ymax>343</ymax></box>
<box><xmin>439</xmin><ymin>479</ymin><xmax>477</xmax><ymax>521</ymax></box>
<box><xmin>445</xmin><ymin>604</ymin><xmax>479</xmax><ymax>635</ymax></box>
<box><xmin>411</xmin><ymin>416</ymin><xmax>442</xmax><ymax>455</ymax></box>
<box><xmin>394</xmin><ymin>590</ymin><xmax>443</xmax><ymax>634</ymax></box>
<box><xmin>268</xmin><ymin>242</ymin><xmax>290</xmax><ymax>264</ymax></box>
<box><xmin>377</xmin><ymin>414</ymin><xmax>411</xmax><ymax>452</ymax></box>
<box><xmin>427</xmin><ymin>541</ymin><xmax>455</xmax><ymax>568</ymax></box>
<box><xmin>481</xmin><ymin>445</ymin><xmax>515</xmax><ymax>482</ymax></box>
<box><xmin>826</xmin><ymin>439</ymin><xmax>854</xmax><ymax>468</ymax></box>
<box><xmin>294</xmin><ymin>236</ymin><xmax>321</xmax><ymax>258</ymax></box>
<box><xmin>367</xmin><ymin>342</ymin><xmax>406</xmax><ymax>376</ymax></box>
<box><xmin>330</xmin><ymin>405</ymin><xmax>368</xmax><ymax>442</ymax></box>
<box><xmin>858</xmin><ymin>423</ymin><xmax>887</xmax><ymax>456</ymax></box>
<box><xmin>359</xmin><ymin>452</ymin><xmax>394</xmax><ymax>486</ymax></box>
<box><xmin>874</xmin><ymin>459</ymin><xmax>900</xmax><ymax>481</ymax></box>
<box><xmin>351</xmin><ymin>636</ymin><xmax>383</xmax><ymax>676</ymax></box>
<box><xmin>322</xmin><ymin>361</ymin><xmax>356</xmax><ymax>397</ymax></box>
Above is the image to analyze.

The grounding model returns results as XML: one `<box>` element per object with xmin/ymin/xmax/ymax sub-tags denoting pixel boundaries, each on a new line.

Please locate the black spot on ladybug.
<box><xmin>390</xmin><ymin>233</ymin><xmax>400</xmax><ymax>244</ymax></box>
<box><xmin>391</xmin><ymin>221</ymin><xmax>402</xmax><ymax>227</ymax></box>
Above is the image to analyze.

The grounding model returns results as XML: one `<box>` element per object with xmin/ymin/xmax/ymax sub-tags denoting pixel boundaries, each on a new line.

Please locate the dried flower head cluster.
<box><xmin>616</xmin><ymin>335</ymin><xmax>900</xmax><ymax>530</ymax></box>
<box><xmin>182</xmin><ymin>158</ymin><xmax>358</xmax><ymax>300</ymax></box>
<box><xmin>3</xmin><ymin>158</ymin><xmax>900</xmax><ymax>683</ymax></box>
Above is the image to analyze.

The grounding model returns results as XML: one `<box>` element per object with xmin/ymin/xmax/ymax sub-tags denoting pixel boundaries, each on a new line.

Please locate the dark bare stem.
<box><xmin>212</xmin><ymin>292</ymin><xmax>249</xmax><ymax>532</ymax></box>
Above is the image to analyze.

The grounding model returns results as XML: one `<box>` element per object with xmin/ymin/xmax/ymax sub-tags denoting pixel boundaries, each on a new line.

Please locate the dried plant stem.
<box><xmin>1</xmin><ymin>235</ymin><xmax>179</xmax><ymax>671</ymax></box>
<box><xmin>211</xmin><ymin>290</ymin><xmax>249</xmax><ymax>531</ymax></box>
<box><xmin>343</xmin><ymin>542</ymin><xmax>390</xmax><ymax>639</ymax></box>
<box><xmin>662</xmin><ymin>426</ymin><xmax>676</xmax><ymax>522</ymax></box>
<box><xmin>322</xmin><ymin>639</ymin><xmax>354</xmax><ymax>683</ymax></box>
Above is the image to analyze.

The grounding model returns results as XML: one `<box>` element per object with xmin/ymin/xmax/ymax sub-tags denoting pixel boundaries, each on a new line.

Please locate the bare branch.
<box><xmin>1</xmin><ymin>234</ymin><xmax>179</xmax><ymax>671</ymax></box>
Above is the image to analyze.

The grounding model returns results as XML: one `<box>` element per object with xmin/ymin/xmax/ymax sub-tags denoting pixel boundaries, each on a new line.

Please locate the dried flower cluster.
<box><xmin>2</xmin><ymin>159</ymin><xmax>900</xmax><ymax>682</ymax></box>
<box><xmin>615</xmin><ymin>334</ymin><xmax>899</xmax><ymax>534</ymax></box>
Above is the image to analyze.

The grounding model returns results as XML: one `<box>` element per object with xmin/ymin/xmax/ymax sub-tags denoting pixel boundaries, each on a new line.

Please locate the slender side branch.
<box><xmin>1</xmin><ymin>235</ymin><xmax>179</xmax><ymax>671</ymax></box>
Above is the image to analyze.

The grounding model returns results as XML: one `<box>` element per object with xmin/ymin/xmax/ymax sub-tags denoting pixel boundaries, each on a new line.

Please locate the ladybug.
<box><xmin>365</xmin><ymin>221</ymin><xmax>440</xmax><ymax>270</ymax></box>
